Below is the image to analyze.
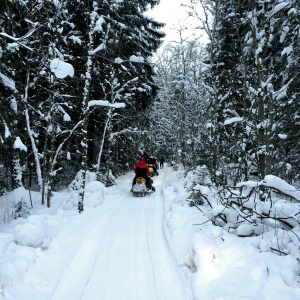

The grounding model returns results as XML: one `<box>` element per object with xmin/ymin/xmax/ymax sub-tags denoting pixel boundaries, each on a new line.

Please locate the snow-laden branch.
<box><xmin>88</xmin><ymin>43</ymin><xmax>105</xmax><ymax>55</ymax></box>
<box><xmin>261</xmin><ymin>74</ymin><xmax>274</xmax><ymax>89</ymax></box>
<box><xmin>110</xmin><ymin>77</ymin><xmax>138</xmax><ymax>104</ymax></box>
<box><xmin>0</xmin><ymin>72</ymin><xmax>16</xmax><ymax>91</ymax></box>
<box><xmin>114</xmin><ymin>55</ymin><xmax>144</xmax><ymax>64</ymax></box>
<box><xmin>129</xmin><ymin>55</ymin><xmax>144</xmax><ymax>63</ymax></box>
<box><xmin>201</xmin><ymin>82</ymin><xmax>216</xmax><ymax>94</ymax></box>
<box><xmin>88</xmin><ymin>100</ymin><xmax>125</xmax><ymax>109</ymax></box>
<box><xmin>50</xmin><ymin>59</ymin><xmax>74</xmax><ymax>79</ymax></box>
<box><xmin>274</xmin><ymin>78</ymin><xmax>293</xmax><ymax>100</ymax></box>
<box><xmin>109</xmin><ymin>129</ymin><xmax>148</xmax><ymax>140</ymax></box>
<box><xmin>13</xmin><ymin>136</ymin><xmax>27</xmax><ymax>152</ymax></box>
<box><xmin>224</xmin><ymin>117</ymin><xmax>243</xmax><ymax>126</ymax></box>
<box><xmin>114</xmin><ymin>57</ymin><xmax>124</xmax><ymax>64</ymax></box>
<box><xmin>0</xmin><ymin>28</ymin><xmax>37</xmax><ymax>51</ymax></box>
<box><xmin>0</xmin><ymin>27</ymin><xmax>37</xmax><ymax>42</ymax></box>
<box><xmin>268</xmin><ymin>2</ymin><xmax>291</xmax><ymax>19</ymax></box>
<box><xmin>0</xmin><ymin>117</ymin><xmax>11</xmax><ymax>138</ymax></box>
<box><xmin>236</xmin><ymin>175</ymin><xmax>300</xmax><ymax>202</ymax></box>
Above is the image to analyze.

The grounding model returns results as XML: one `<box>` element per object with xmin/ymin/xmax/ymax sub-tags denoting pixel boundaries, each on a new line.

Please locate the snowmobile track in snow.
<box><xmin>51</xmin><ymin>171</ymin><xmax>193</xmax><ymax>300</ymax></box>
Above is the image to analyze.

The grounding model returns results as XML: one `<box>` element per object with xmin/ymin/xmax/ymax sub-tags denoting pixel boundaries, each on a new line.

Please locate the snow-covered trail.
<box><xmin>50</xmin><ymin>168</ymin><xmax>192</xmax><ymax>300</ymax></box>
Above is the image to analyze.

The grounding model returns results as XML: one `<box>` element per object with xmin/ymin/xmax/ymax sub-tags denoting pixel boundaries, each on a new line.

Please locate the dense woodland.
<box><xmin>153</xmin><ymin>0</ymin><xmax>300</xmax><ymax>184</ymax></box>
<box><xmin>1</xmin><ymin>0</ymin><xmax>300</xmax><ymax>213</ymax></box>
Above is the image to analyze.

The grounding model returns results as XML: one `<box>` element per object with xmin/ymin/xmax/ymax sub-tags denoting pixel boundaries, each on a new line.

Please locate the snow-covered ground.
<box><xmin>0</xmin><ymin>166</ymin><xmax>300</xmax><ymax>299</ymax></box>
<box><xmin>0</xmin><ymin>166</ymin><xmax>192</xmax><ymax>300</ymax></box>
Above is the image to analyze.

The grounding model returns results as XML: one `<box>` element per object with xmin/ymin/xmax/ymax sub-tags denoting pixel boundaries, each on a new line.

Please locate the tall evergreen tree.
<box><xmin>0</xmin><ymin>0</ymin><xmax>29</xmax><ymax>190</ymax></box>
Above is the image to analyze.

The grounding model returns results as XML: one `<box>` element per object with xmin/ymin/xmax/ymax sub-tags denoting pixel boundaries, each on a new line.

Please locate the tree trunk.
<box><xmin>23</xmin><ymin>68</ymin><xmax>43</xmax><ymax>193</ymax></box>
<box><xmin>78</xmin><ymin>2</ymin><xmax>95</xmax><ymax>213</ymax></box>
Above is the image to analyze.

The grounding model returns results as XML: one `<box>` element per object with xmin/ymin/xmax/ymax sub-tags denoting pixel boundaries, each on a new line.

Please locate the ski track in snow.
<box><xmin>14</xmin><ymin>168</ymin><xmax>193</xmax><ymax>300</ymax></box>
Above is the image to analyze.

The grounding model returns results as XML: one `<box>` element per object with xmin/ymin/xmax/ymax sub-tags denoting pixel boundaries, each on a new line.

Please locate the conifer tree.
<box><xmin>0</xmin><ymin>0</ymin><xmax>28</xmax><ymax>190</ymax></box>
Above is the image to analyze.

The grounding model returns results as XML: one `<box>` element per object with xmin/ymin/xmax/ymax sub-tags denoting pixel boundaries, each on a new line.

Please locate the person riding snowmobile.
<box><xmin>131</xmin><ymin>157</ymin><xmax>155</xmax><ymax>192</ymax></box>
<box><xmin>147</xmin><ymin>156</ymin><xmax>159</xmax><ymax>176</ymax></box>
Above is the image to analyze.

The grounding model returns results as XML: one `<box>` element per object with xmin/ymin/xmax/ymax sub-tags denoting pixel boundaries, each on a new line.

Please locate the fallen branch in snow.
<box><xmin>270</xmin><ymin>247</ymin><xmax>288</xmax><ymax>256</ymax></box>
<box><xmin>187</xmin><ymin>200</ymin><xmax>203</xmax><ymax>212</ymax></box>
<box><xmin>208</xmin><ymin>181</ymin><xmax>300</xmax><ymax>243</ymax></box>
<box><xmin>192</xmin><ymin>218</ymin><xmax>214</xmax><ymax>226</ymax></box>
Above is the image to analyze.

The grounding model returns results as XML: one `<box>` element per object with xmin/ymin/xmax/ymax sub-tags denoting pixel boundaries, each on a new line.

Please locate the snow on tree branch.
<box><xmin>236</xmin><ymin>175</ymin><xmax>300</xmax><ymax>202</ymax></box>
<box><xmin>114</xmin><ymin>57</ymin><xmax>124</xmax><ymax>64</ymax></box>
<box><xmin>88</xmin><ymin>43</ymin><xmax>106</xmax><ymax>55</ymax></box>
<box><xmin>88</xmin><ymin>100</ymin><xmax>125</xmax><ymax>109</ymax></box>
<box><xmin>13</xmin><ymin>137</ymin><xmax>27</xmax><ymax>152</ymax></box>
<box><xmin>50</xmin><ymin>59</ymin><xmax>74</xmax><ymax>79</ymax></box>
<box><xmin>268</xmin><ymin>2</ymin><xmax>291</xmax><ymax>19</ymax></box>
<box><xmin>0</xmin><ymin>29</ymin><xmax>37</xmax><ymax>51</ymax></box>
<box><xmin>0</xmin><ymin>73</ymin><xmax>16</xmax><ymax>91</ymax></box>
<box><xmin>109</xmin><ymin>129</ymin><xmax>148</xmax><ymax>140</ymax></box>
<box><xmin>129</xmin><ymin>55</ymin><xmax>144</xmax><ymax>63</ymax></box>
<box><xmin>1</xmin><ymin>118</ymin><xmax>11</xmax><ymax>138</ymax></box>
<box><xmin>224</xmin><ymin>117</ymin><xmax>243</xmax><ymax>125</ymax></box>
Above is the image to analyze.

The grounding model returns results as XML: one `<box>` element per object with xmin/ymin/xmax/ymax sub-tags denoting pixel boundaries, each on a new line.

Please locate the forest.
<box><xmin>0</xmin><ymin>0</ymin><xmax>299</xmax><ymax>217</ymax></box>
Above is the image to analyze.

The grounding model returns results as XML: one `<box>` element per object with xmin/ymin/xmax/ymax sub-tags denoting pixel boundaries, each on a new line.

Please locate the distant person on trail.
<box><xmin>160</xmin><ymin>157</ymin><xmax>165</xmax><ymax>168</ymax></box>
<box><xmin>131</xmin><ymin>157</ymin><xmax>155</xmax><ymax>192</ymax></box>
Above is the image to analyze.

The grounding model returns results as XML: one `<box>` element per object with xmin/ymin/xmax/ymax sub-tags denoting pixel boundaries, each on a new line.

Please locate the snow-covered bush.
<box><xmin>1</xmin><ymin>187</ymin><xmax>32</xmax><ymax>224</ymax></box>
<box><xmin>64</xmin><ymin>179</ymin><xmax>105</xmax><ymax>209</ymax></box>
<box><xmin>184</xmin><ymin>165</ymin><xmax>214</xmax><ymax>206</ymax></box>
<box><xmin>13</xmin><ymin>199</ymin><xmax>30</xmax><ymax>219</ymax></box>
<box><xmin>104</xmin><ymin>169</ymin><xmax>116</xmax><ymax>187</ymax></box>
<box><xmin>68</xmin><ymin>170</ymin><xmax>97</xmax><ymax>191</ymax></box>
<box><xmin>203</xmin><ymin>175</ymin><xmax>300</xmax><ymax>255</ymax></box>
<box><xmin>181</xmin><ymin>169</ymin><xmax>300</xmax><ymax>259</ymax></box>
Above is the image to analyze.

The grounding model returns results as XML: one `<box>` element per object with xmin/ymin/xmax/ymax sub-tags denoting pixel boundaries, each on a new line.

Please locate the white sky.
<box><xmin>147</xmin><ymin>0</ymin><xmax>204</xmax><ymax>44</ymax></box>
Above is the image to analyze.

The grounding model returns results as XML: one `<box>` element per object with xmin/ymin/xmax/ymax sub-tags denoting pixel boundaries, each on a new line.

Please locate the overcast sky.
<box><xmin>147</xmin><ymin>0</ymin><xmax>208</xmax><ymax>46</ymax></box>
<box><xmin>147</xmin><ymin>0</ymin><xmax>196</xmax><ymax>44</ymax></box>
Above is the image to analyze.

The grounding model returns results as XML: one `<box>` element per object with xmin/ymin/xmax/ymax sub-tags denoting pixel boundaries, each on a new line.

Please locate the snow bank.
<box><xmin>0</xmin><ymin>179</ymin><xmax>105</xmax><ymax>294</ymax></box>
<box><xmin>14</xmin><ymin>215</ymin><xmax>63</xmax><ymax>249</ymax></box>
<box><xmin>0</xmin><ymin>211</ymin><xmax>63</xmax><ymax>291</ymax></box>
<box><xmin>163</xmin><ymin>167</ymin><xmax>300</xmax><ymax>299</ymax></box>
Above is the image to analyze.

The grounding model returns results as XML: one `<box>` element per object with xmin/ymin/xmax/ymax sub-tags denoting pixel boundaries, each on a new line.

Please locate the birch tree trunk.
<box><xmin>23</xmin><ymin>66</ymin><xmax>43</xmax><ymax>193</ymax></box>
<box><xmin>78</xmin><ymin>3</ymin><xmax>95</xmax><ymax>213</ymax></box>
<box><xmin>96</xmin><ymin>108</ymin><xmax>111</xmax><ymax>179</ymax></box>
<box><xmin>46</xmin><ymin>73</ymin><xmax>56</xmax><ymax>208</ymax></box>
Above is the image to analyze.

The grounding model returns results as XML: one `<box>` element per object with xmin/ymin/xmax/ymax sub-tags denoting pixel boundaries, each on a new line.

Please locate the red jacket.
<box><xmin>134</xmin><ymin>157</ymin><xmax>149</xmax><ymax>173</ymax></box>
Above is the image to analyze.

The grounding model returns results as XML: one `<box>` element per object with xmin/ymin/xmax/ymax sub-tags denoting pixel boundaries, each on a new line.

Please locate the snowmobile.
<box><xmin>147</xmin><ymin>164</ymin><xmax>158</xmax><ymax>177</ymax></box>
<box><xmin>147</xmin><ymin>165</ymin><xmax>155</xmax><ymax>177</ymax></box>
<box><xmin>131</xmin><ymin>177</ymin><xmax>154</xmax><ymax>197</ymax></box>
